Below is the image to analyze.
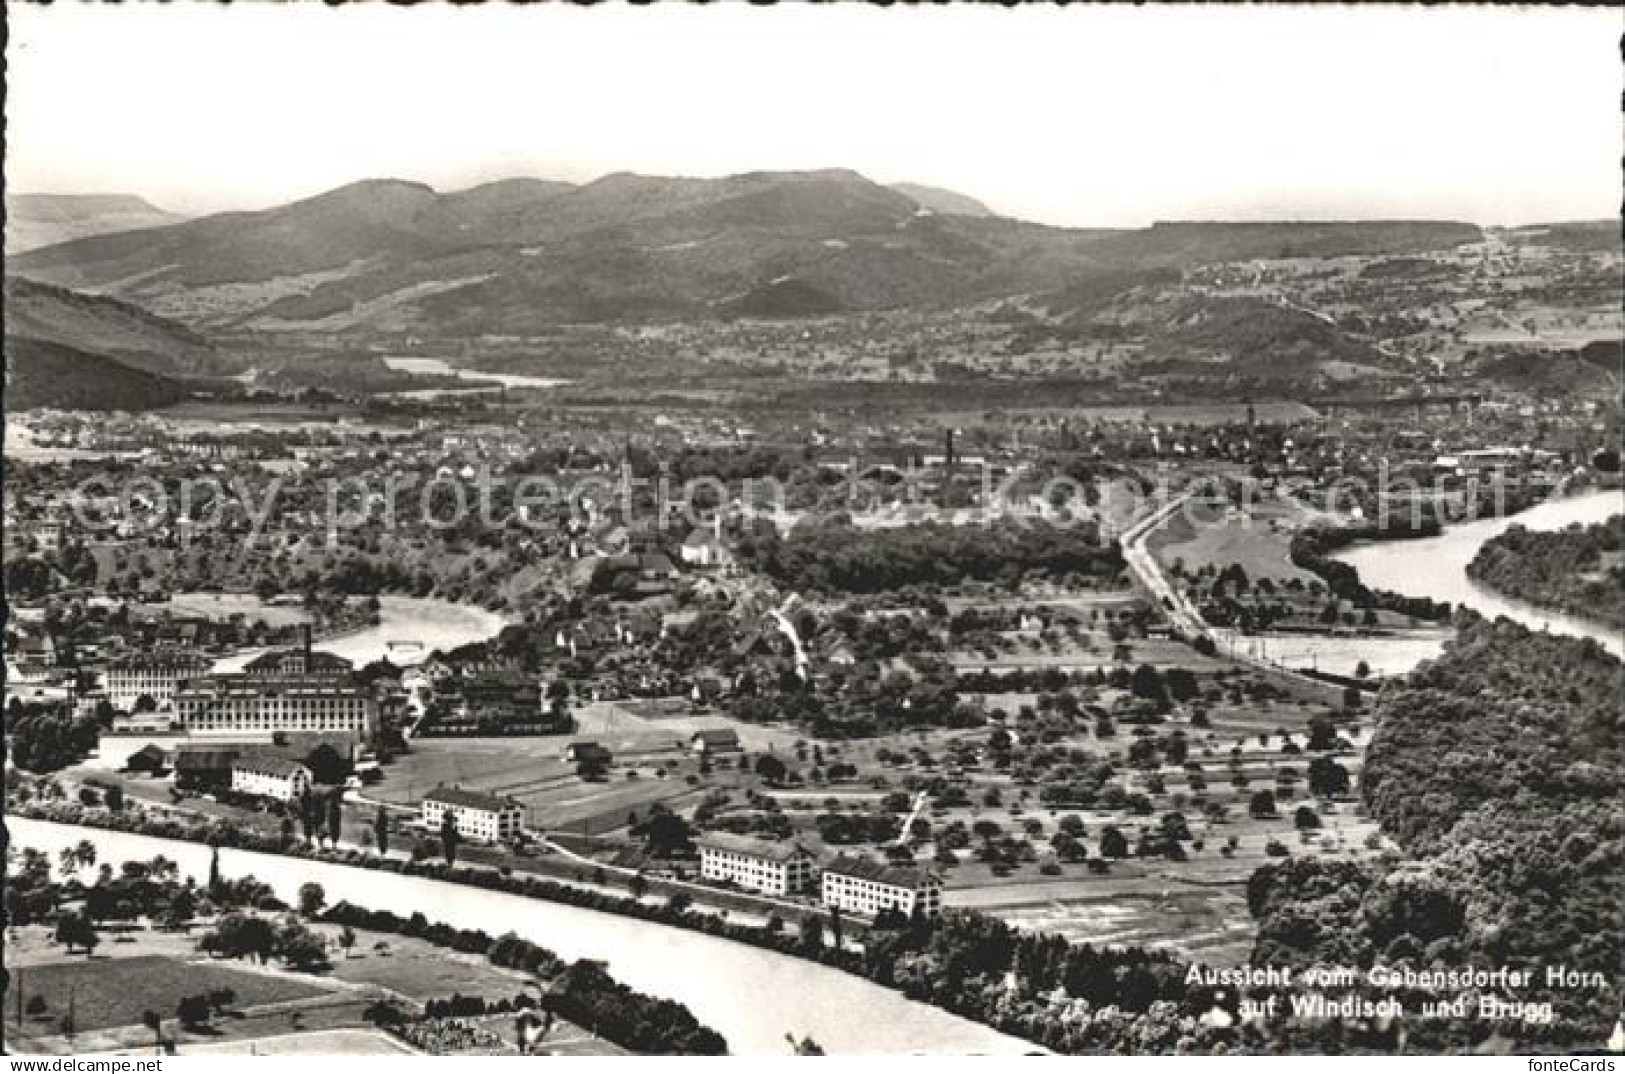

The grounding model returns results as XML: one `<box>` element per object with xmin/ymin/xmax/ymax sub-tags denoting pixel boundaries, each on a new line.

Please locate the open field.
<box><xmin>573</xmin><ymin>703</ymin><xmax>804</xmax><ymax>753</ymax></box>
<box><xmin>379</xmin><ymin>737</ymin><xmax>579</xmax><ymax>802</ymax></box>
<box><xmin>322</xmin><ymin>926</ymin><xmax>535</xmax><ymax>1001</ymax></box>
<box><xmin>1148</xmin><ymin>504</ymin><xmax>1317</xmax><ymax>585</ymax></box>
<box><xmin>980</xmin><ymin>887</ymin><xmax>1258</xmax><ymax>967</ymax></box>
<box><xmin>375</xmin><ymin>735</ymin><xmax>706</xmax><ymax>834</ymax></box>
<box><xmin>376</xmin><ymin>706</ymin><xmax>807</xmax><ymax>833</ymax></box>
<box><xmin>171</xmin><ymin>1028</ymin><xmax>417</xmax><ymax>1056</ymax></box>
<box><xmin>142</xmin><ymin>591</ymin><xmax>313</xmax><ymax>628</ymax></box>
<box><xmin>940</xmin><ymin>592</ymin><xmax>1144</xmax><ymax>616</ymax></box>
<box><xmin>4</xmin><ymin>922</ymin><xmax>620</xmax><ymax>1057</ymax></box>
<box><xmin>4</xmin><ymin>952</ymin><xmax>337</xmax><ymax>1048</ymax></box>
<box><xmin>924</xmin><ymin>790</ymin><xmax>1377</xmax><ymax>968</ymax></box>
<box><xmin>525</xmin><ymin>778</ymin><xmax>711</xmax><ymax>836</ymax></box>
<box><xmin>25</xmin><ymin>994</ymin><xmax>383</xmax><ymax>1057</ymax></box>
<box><xmin>1213</xmin><ymin>626</ymin><xmax>1450</xmax><ymax>678</ymax></box>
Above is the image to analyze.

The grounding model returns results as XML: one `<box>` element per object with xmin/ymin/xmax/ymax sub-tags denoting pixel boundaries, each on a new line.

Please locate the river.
<box><xmin>1335</xmin><ymin>487</ymin><xmax>1624</xmax><ymax>661</ymax></box>
<box><xmin>6</xmin><ymin>818</ymin><xmax>1036</xmax><ymax>1056</ymax></box>
<box><xmin>212</xmin><ymin>594</ymin><xmax>510</xmax><ymax>671</ymax></box>
<box><xmin>381</xmin><ymin>356</ymin><xmax>568</xmax><ymax>391</ymax></box>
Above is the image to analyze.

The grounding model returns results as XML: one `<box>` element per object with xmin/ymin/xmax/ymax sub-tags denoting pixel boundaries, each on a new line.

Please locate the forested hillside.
<box><xmin>4</xmin><ymin>336</ymin><xmax>193</xmax><ymax>411</ymax></box>
<box><xmin>4</xmin><ymin>276</ymin><xmax>226</xmax><ymax>378</ymax></box>
<box><xmin>1466</xmin><ymin>517</ymin><xmax>1624</xmax><ymax>628</ymax></box>
<box><xmin>1250</xmin><ymin>616</ymin><xmax>1622</xmax><ymax>1051</ymax></box>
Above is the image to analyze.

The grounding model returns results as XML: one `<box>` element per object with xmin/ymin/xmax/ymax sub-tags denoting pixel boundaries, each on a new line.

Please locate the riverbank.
<box><xmin>5</xmin><ymin>812</ymin><xmax>1043</xmax><ymax>1055</ymax></box>
<box><xmin>3</xmin><ymin>859</ymin><xmax>696</xmax><ymax>1055</ymax></box>
<box><xmin>213</xmin><ymin>594</ymin><xmax>511</xmax><ymax>671</ymax></box>
<box><xmin>1465</xmin><ymin>514</ymin><xmax>1623</xmax><ymax>630</ymax></box>
<box><xmin>1336</xmin><ymin>487</ymin><xmax>1624</xmax><ymax>660</ymax></box>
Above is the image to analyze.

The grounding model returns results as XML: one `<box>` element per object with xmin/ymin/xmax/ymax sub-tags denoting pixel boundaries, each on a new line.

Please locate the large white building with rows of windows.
<box><xmin>104</xmin><ymin>652</ymin><xmax>211</xmax><ymax>712</ymax></box>
<box><xmin>697</xmin><ymin>833</ymin><xmax>815</xmax><ymax>896</ymax></box>
<box><xmin>420</xmin><ymin>785</ymin><xmax>524</xmax><ymax>844</ymax></box>
<box><xmin>820</xmin><ymin>856</ymin><xmax>942</xmax><ymax>919</ymax></box>
<box><xmin>230</xmin><ymin>756</ymin><xmax>313</xmax><ymax>802</ymax></box>
<box><xmin>174</xmin><ymin>675</ymin><xmax>377</xmax><ymax>736</ymax></box>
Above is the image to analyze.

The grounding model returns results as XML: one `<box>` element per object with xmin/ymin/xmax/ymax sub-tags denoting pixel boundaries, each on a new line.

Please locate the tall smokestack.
<box><xmin>301</xmin><ymin>623</ymin><xmax>313</xmax><ymax>672</ymax></box>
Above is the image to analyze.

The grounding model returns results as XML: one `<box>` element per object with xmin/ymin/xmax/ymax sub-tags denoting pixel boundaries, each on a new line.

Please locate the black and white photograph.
<box><xmin>2</xmin><ymin>1</ymin><xmax>1621</xmax><ymax>1060</ymax></box>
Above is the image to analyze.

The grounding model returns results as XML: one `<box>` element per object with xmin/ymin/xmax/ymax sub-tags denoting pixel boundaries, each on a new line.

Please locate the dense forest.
<box><xmin>1466</xmin><ymin>516</ymin><xmax>1623</xmax><ymax>629</ymax></box>
<box><xmin>3</xmin><ymin>335</ymin><xmax>193</xmax><ymax>412</ymax></box>
<box><xmin>1251</xmin><ymin>616</ymin><xmax>1622</xmax><ymax>1050</ymax></box>
<box><xmin>736</xmin><ymin>518</ymin><xmax>1123</xmax><ymax>594</ymax></box>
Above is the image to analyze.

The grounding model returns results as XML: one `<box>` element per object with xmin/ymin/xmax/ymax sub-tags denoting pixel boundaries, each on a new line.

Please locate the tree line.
<box><xmin>320</xmin><ymin>901</ymin><xmax>728</xmax><ymax>1054</ymax></box>
<box><xmin>736</xmin><ymin>518</ymin><xmax>1123</xmax><ymax>595</ymax></box>
<box><xmin>1289</xmin><ymin>525</ymin><xmax>1453</xmax><ymax>622</ymax></box>
<box><xmin>1466</xmin><ymin>516</ymin><xmax>1623</xmax><ymax>629</ymax></box>
<box><xmin>1250</xmin><ymin>615</ymin><xmax>1622</xmax><ymax>1050</ymax></box>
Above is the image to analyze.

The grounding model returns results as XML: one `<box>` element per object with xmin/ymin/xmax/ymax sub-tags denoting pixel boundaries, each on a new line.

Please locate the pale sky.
<box><xmin>6</xmin><ymin>2</ymin><xmax>1622</xmax><ymax>226</ymax></box>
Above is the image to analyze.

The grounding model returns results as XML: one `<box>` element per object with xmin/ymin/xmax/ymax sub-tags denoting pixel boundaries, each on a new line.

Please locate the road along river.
<box><xmin>1336</xmin><ymin>487</ymin><xmax>1623</xmax><ymax>660</ymax></box>
<box><xmin>7</xmin><ymin>818</ymin><xmax>1037</xmax><ymax>1056</ymax></box>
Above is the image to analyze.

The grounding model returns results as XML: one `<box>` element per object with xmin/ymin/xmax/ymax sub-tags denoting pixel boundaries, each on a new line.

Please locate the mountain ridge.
<box><xmin>4</xmin><ymin>275</ymin><xmax>228</xmax><ymax>378</ymax></box>
<box><xmin>12</xmin><ymin>170</ymin><xmax>1487</xmax><ymax>334</ymax></box>
<box><xmin>5</xmin><ymin>192</ymin><xmax>186</xmax><ymax>254</ymax></box>
<box><xmin>889</xmin><ymin>182</ymin><xmax>995</xmax><ymax>218</ymax></box>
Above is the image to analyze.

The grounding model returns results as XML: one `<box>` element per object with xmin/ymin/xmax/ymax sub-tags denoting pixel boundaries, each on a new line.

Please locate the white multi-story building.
<box><xmin>104</xmin><ymin>653</ymin><xmax>211</xmax><ymax>712</ymax></box>
<box><xmin>697</xmin><ymin>833</ymin><xmax>814</xmax><ymax>896</ymax></box>
<box><xmin>821</xmin><ymin>856</ymin><xmax>942</xmax><ymax>919</ymax></box>
<box><xmin>230</xmin><ymin>757</ymin><xmax>313</xmax><ymax>802</ymax></box>
<box><xmin>420</xmin><ymin>785</ymin><xmax>523</xmax><ymax>844</ymax></box>
<box><xmin>174</xmin><ymin>675</ymin><xmax>377</xmax><ymax>736</ymax></box>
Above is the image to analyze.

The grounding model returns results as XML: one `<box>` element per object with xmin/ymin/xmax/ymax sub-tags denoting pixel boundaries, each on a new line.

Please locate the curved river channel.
<box><xmin>1335</xmin><ymin>487</ymin><xmax>1623</xmax><ymax>660</ymax></box>
<box><xmin>6</xmin><ymin>818</ymin><xmax>1036</xmax><ymax>1055</ymax></box>
<box><xmin>211</xmin><ymin>595</ymin><xmax>511</xmax><ymax>672</ymax></box>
